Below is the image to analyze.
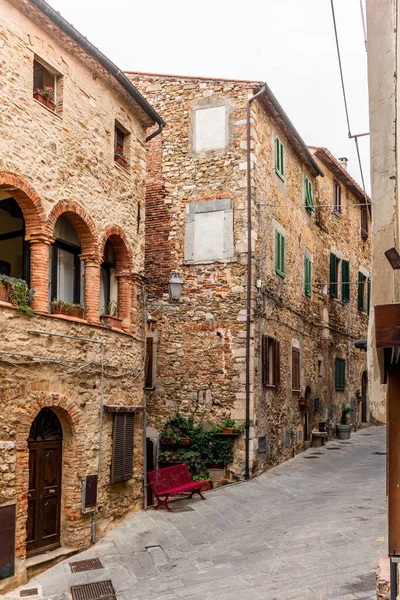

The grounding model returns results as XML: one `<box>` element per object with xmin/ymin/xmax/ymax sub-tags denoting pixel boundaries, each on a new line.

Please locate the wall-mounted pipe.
<box><xmin>245</xmin><ymin>85</ymin><xmax>266</xmax><ymax>481</ymax></box>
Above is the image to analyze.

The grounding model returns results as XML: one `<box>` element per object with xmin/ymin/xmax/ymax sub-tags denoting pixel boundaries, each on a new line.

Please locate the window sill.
<box><xmin>184</xmin><ymin>258</ymin><xmax>234</xmax><ymax>266</ymax></box>
<box><xmin>275</xmin><ymin>169</ymin><xmax>285</xmax><ymax>182</ymax></box>
<box><xmin>33</xmin><ymin>97</ymin><xmax>62</xmax><ymax>120</ymax></box>
<box><xmin>264</xmin><ymin>384</ymin><xmax>277</xmax><ymax>389</ymax></box>
<box><xmin>333</xmin><ymin>211</ymin><xmax>342</xmax><ymax>219</ymax></box>
<box><xmin>114</xmin><ymin>160</ymin><xmax>131</xmax><ymax>177</ymax></box>
<box><xmin>276</xmin><ymin>271</ymin><xmax>285</xmax><ymax>279</ymax></box>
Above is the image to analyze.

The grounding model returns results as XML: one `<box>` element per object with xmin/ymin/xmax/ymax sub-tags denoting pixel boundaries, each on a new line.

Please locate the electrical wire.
<box><xmin>359</xmin><ymin>0</ymin><xmax>368</xmax><ymax>51</ymax></box>
<box><xmin>330</xmin><ymin>0</ymin><xmax>368</xmax><ymax>193</ymax></box>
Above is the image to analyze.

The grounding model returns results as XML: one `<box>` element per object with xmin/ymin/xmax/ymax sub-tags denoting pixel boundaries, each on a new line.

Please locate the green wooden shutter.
<box><xmin>275</xmin><ymin>230</ymin><xmax>280</xmax><ymax>274</ymax></box>
<box><xmin>281</xmin><ymin>235</ymin><xmax>286</xmax><ymax>276</ymax></box>
<box><xmin>305</xmin><ymin>177</ymin><xmax>314</xmax><ymax>213</ymax></box>
<box><xmin>304</xmin><ymin>256</ymin><xmax>312</xmax><ymax>297</ymax></box>
<box><xmin>358</xmin><ymin>272</ymin><xmax>365</xmax><ymax>311</ymax></box>
<box><xmin>275</xmin><ymin>137</ymin><xmax>285</xmax><ymax>180</ymax></box>
<box><xmin>276</xmin><ymin>232</ymin><xmax>285</xmax><ymax>277</ymax></box>
<box><xmin>335</xmin><ymin>358</ymin><xmax>346</xmax><ymax>390</ymax></box>
<box><xmin>330</xmin><ymin>253</ymin><xmax>337</xmax><ymax>298</ymax></box>
<box><xmin>342</xmin><ymin>260</ymin><xmax>350</xmax><ymax>303</ymax></box>
<box><xmin>367</xmin><ymin>277</ymin><xmax>371</xmax><ymax>313</ymax></box>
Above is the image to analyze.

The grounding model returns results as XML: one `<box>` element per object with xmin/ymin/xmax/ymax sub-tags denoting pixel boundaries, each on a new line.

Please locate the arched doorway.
<box><xmin>27</xmin><ymin>408</ymin><xmax>62</xmax><ymax>557</ymax></box>
<box><xmin>361</xmin><ymin>371</ymin><xmax>368</xmax><ymax>423</ymax></box>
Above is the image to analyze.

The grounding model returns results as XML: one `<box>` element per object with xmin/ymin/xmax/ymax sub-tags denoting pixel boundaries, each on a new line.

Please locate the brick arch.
<box><xmin>47</xmin><ymin>200</ymin><xmax>99</xmax><ymax>260</ymax></box>
<box><xmin>0</xmin><ymin>171</ymin><xmax>46</xmax><ymax>238</ymax></box>
<box><xmin>100</xmin><ymin>225</ymin><xmax>133</xmax><ymax>273</ymax></box>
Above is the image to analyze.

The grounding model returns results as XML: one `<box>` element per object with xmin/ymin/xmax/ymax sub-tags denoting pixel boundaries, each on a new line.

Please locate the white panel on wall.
<box><xmin>193</xmin><ymin>211</ymin><xmax>224</xmax><ymax>261</ymax></box>
<box><xmin>195</xmin><ymin>106</ymin><xmax>226</xmax><ymax>152</ymax></box>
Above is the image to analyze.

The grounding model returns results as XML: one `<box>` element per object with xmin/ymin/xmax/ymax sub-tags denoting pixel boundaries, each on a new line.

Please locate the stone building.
<box><xmin>127</xmin><ymin>72</ymin><xmax>371</xmax><ymax>479</ymax></box>
<box><xmin>0</xmin><ymin>0</ymin><xmax>163</xmax><ymax>592</ymax></box>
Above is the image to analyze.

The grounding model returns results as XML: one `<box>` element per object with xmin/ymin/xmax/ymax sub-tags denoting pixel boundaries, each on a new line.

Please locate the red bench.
<box><xmin>147</xmin><ymin>464</ymin><xmax>208</xmax><ymax>511</ymax></box>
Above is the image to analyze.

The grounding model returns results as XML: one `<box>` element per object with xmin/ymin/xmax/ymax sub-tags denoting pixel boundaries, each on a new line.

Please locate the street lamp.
<box><xmin>167</xmin><ymin>273</ymin><xmax>184</xmax><ymax>303</ymax></box>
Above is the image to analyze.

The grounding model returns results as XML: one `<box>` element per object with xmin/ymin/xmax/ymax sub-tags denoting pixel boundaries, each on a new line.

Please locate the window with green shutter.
<box><xmin>304</xmin><ymin>176</ymin><xmax>314</xmax><ymax>213</ymax></box>
<box><xmin>358</xmin><ymin>271</ymin><xmax>367</xmax><ymax>312</ymax></box>
<box><xmin>304</xmin><ymin>255</ymin><xmax>312</xmax><ymax>297</ymax></box>
<box><xmin>335</xmin><ymin>357</ymin><xmax>346</xmax><ymax>391</ymax></box>
<box><xmin>330</xmin><ymin>253</ymin><xmax>338</xmax><ymax>298</ymax></box>
<box><xmin>275</xmin><ymin>231</ymin><xmax>285</xmax><ymax>277</ymax></box>
<box><xmin>341</xmin><ymin>260</ymin><xmax>350</xmax><ymax>303</ymax></box>
<box><xmin>275</xmin><ymin>136</ymin><xmax>285</xmax><ymax>181</ymax></box>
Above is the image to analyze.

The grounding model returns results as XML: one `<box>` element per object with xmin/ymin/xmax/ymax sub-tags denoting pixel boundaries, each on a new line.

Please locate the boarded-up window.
<box><xmin>145</xmin><ymin>337</ymin><xmax>154</xmax><ymax>389</ymax></box>
<box><xmin>262</xmin><ymin>336</ymin><xmax>280</xmax><ymax>387</ymax></box>
<box><xmin>292</xmin><ymin>347</ymin><xmax>301</xmax><ymax>392</ymax></box>
<box><xmin>335</xmin><ymin>358</ymin><xmax>346</xmax><ymax>391</ymax></box>
<box><xmin>111</xmin><ymin>413</ymin><xmax>134</xmax><ymax>483</ymax></box>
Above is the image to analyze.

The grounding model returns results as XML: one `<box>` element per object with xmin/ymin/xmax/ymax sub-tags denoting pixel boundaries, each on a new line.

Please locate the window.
<box><xmin>0</xmin><ymin>196</ymin><xmax>30</xmax><ymax>284</ymax></box>
<box><xmin>361</xmin><ymin>205</ymin><xmax>369</xmax><ymax>239</ymax></box>
<box><xmin>50</xmin><ymin>217</ymin><xmax>83</xmax><ymax>305</ymax></box>
<box><xmin>145</xmin><ymin>337</ymin><xmax>155</xmax><ymax>389</ymax></box>
<box><xmin>100</xmin><ymin>242</ymin><xmax>118</xmax><ymax>315</ymax></box>
<box><xmin>333</xmin><ymin>182</ymin><xmax>342</xmax><ymax>216</ymax></box>
<box><xmin>292</xmin><ymin>347</ymin><xmax>301</xmax><ymax>392</ymax></box>
<box><xmin>262</xmin><ymin>336</ymin><xmax>280</xmax><ymax>387</ymax></box>
<box><xmin>335</xmin><ymin>357</ymin><xmax>346</xmax><ymax>391</ymax></box>
<box><xmin>304</xmin><ymin>255</ymin><xmax>312</xmax><ymax>297</ymax></box>
<box><xmin>33</xmin><ymin>59</ymin><xmax>57</xmax><ymax>110</ymax></box>
<box><xmin>358</xmin><ymin>271</ymin><xmax>371</xmax><ymax>312</ymax></box>
<box><xmin>111</xmin><ymin>412</ymin><xmax>134</xmax><ymax>483</ymax></box>
<box><xmin>258</xmin><ymin>436</ymin><xmax>267</xmax><ymax>453</ymax></box>
<box><xmin>114</xmin><ymin>123</ymin><xmax>129</xmax><ymax>167</ymax></box>
<box><xmin>341</xmin><ymin>260</ymin><xmax>350</xmax><ymax>303</ymax></box>
<box><xmin>304</xmin><ymin>176</ymin><xmax>314</xmax><ymax>213</ymax></box>
<box><xmin>184</xmin><ymin>199</ymin><xmax>233</xmax><ymax>264</ymax></box>
<box><xmin>275</xmin><ymin>231</ymin><xmax>286</xmax><ymax>277</ymax></box>
<box><xmin>194</xmin><ymin>105</ymin><xmax>227</xmax><ymax>152</ymax></box>
<box><xmin>275</xmin><ymin>136</ymin><xmax>285</xmax><ymax>180</ymax></box>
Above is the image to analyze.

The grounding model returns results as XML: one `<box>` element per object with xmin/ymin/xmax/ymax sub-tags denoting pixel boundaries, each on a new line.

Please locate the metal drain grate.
<box><xmin>303</xmin><ymin>456</ymin><xmax>319</xmax><ymax>459</ymax></box>
<box><xmin>326</xmin><ymin>447</ymin><xmax>341</xmax><ymax>450</ymax></box>
<box><xmin>70</xmin><ymin>558</ymin><xmax>103</xmax><ymax>573</ymax></box>
<box><xmin>20</xmin><ymin>590</ymin><xmax>39</xmax><ymax>598</ymax></box>
<box><xmin>71</xmin><ymin>580</ymin><xmax>115</xmax><ymax>600</ymax></box>
<box><xmin>372</xmin><ymin>451</ymin><xmax>386</xmax><ymax>455</ymax></box>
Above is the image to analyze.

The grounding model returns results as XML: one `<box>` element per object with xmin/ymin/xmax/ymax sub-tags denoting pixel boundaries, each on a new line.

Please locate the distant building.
<box><xmin>0</xmin><ymin>0</ymin><xmax>163</xmax><ymax>591</ymax></box>
<box><xmin>127</xmin><ymin>72</ymin><xmax>371</xmax><ymax>480</ymax></box>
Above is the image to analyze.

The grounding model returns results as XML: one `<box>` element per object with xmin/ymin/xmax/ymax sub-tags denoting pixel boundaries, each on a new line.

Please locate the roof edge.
<box><xmin>259</xmin><ymin>82</ymin><xmax>324</xmax><ymax>178</ymax></box>
<box><xmin>312</xmin><ymin>147</ymin><xmax>370</xmax><ymax>204</ymax></box>
<box><xmin>28</xmin><ymin>0</ymin><xmax>165</xmax><ymax>127</ymax></box>
<box><xmin>125</xmin><ymin>70</ymin><xmax>260</xmax><ymax>85</ymax></box>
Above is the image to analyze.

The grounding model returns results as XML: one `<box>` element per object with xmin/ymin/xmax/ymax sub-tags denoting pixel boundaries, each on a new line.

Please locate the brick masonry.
<box><xmin>127</xmin><ymin>72</ymin><xmax>371</xmax><ymax>479</ymax></box>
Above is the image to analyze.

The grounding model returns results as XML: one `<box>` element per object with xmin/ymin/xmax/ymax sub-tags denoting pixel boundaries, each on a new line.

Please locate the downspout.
<box><xmin>146</xmin><ymin>123</ymin><xmax>164</xmax><ymax>143</ymax></box>
<box><xmin>245</xmin><ymin>84</ymin><xmax>266</xmax><ymax>481</ymax></box>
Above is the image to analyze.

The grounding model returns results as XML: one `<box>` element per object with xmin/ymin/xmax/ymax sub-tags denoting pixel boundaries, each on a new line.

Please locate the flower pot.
<box><xmin>200</xmin><ymin>480</ymin><xmax>213</xmax><ymax>492</ymax></box>
<box><xmin>222</xmin><ymin>428</ymin><xmax>234</xmax><ymax>434</ymax></box>
<box><xmin>207</xmin><ymin>463</ymin><xmax>224</xmax><ymax>470</ymax></box>
<box><xmin>115</xmin><ymin>155</ymin><xmax>128</xmax><ymax>168</ymax></box>
<box><xmin>34</xmin><ymin>92</ymin><xmax>55</xmax><ymax>111</ymax></box>
<box><xmin>101</xmin><ymin>314</ymin><xmax>123</xmax><ymax>329</ymax></box>
<box><xmin>51</xmin><ymin>305</ymin><xmax>85</xmax><ymax>319</ymax></box>
<box><xmin>0</xmin><ymin>284</ymin><xmax>8</xmax><ymax>303</ymax></box>
<box><xmin>336</xmin><ymin>423</ymin><xmax>352</xmax><ymax>440</ymax></box>
<box><xmin>179</xmin><ymin>437</ymin><xmax>190</xmax><ymax>446</ymax></box>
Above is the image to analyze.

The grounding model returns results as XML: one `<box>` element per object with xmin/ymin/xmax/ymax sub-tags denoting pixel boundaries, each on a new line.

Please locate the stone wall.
<box><xmin>0</xmin><ymin>0</ymin><xmax>150</xmax><ymax>591</ymax></box>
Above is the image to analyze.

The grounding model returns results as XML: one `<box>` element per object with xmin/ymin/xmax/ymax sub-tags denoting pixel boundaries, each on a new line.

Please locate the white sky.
<box><xmin>46</xmin><ymin>0</ymin><xmax>370</xmax><ymax>191</ymax></box>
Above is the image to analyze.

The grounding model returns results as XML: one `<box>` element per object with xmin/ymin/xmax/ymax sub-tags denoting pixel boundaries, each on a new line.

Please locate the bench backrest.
<box><xmin>148</xmin><ymin>464</ymin><xmax>193</xmax><ymax>494</ymax></box>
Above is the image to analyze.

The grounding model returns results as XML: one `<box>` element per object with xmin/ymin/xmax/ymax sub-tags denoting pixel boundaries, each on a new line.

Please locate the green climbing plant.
<box><xmin>0</xmin><ymin>275</ymin><xmax>35</xmax><ymax>315</ymax></box>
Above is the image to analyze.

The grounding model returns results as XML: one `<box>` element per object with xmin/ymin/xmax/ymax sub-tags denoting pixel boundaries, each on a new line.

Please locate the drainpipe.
<box><xmin>245</xmin><ymin>84</ymin><xmax>266</xmax><ymax>481</ymax></box>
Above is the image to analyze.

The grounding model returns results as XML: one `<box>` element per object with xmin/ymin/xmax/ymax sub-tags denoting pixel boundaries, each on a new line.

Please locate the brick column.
<box><xmin>84</xmin><ymin>259</ymin><xmax>101</xmax><ymax>324</ymax></box>
<box><xmin>29</xmin><ymin>236</ymin><xmax>52</xmax><ymax>313</ymax></box>
<box><xmin>117</xmin><ymin>271</ymin><xmax>132</xmax><ymax>332</ymax></box>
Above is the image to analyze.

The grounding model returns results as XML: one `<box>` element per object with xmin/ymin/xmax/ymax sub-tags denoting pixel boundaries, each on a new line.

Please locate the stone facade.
<box><xmin>0</xmin><ymin>0</ymin><xmax>161</xmax><ymax>591</ymax></box>
<box><xmin>127</xmin><ymin>72</ymin><xmax>371</xmax><ymax>478</ymax></box>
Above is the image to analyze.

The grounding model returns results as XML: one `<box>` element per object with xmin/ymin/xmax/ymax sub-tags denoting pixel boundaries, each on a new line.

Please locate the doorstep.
<box><xmin>26</xmin><ymin>547</ymin><xmax>79</xmax><ymax>579</ymax></box>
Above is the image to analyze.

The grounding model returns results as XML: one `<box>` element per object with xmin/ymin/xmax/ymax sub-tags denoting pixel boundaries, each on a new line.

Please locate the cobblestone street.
<box><xmin>8</xmin><ymin>426</ymin><xmax>386</xmax><ymax>600</ymax></box>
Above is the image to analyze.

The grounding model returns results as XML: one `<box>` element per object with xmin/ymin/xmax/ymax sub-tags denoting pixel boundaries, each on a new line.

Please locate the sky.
<box><xmin>45</xmin><ymin>0</ymin><xmax>370</xmax><ymax>192</ymax></box>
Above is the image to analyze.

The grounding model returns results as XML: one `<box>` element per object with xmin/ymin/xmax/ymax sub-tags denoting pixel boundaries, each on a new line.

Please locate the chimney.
<box><xmin>338</xmin><ymin>157</ymin><xmax>349</xmax><ymax>170</ymax></box>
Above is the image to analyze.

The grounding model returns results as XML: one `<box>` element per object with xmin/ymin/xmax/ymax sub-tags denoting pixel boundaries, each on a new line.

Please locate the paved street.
<box><xmin>8</xmin><ymin>426</ymin><xmax>386</xmax><ymax>600</ymax></box>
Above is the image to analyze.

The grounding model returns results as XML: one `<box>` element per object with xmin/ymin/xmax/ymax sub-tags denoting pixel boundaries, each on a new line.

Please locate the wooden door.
<box><xmin>27</xmin><ymin>409</ymin><xmax>62</xmax><ymax>557</ymax></box>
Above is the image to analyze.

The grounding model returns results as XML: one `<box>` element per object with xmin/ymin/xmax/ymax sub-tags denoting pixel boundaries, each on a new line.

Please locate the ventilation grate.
<box><xmin>20</xmin><ymin>590</ymin><xmax>39</xmax><ymax>598</ymax></box>
<box><xmin>70</xmin><ymin>558</ymin><xmax>103</xmax><ymax>573</ymax></box>
<box><xmin>372</xmin><ymin>451</ymin><xmax>386</xmax><ymax>455</ymax></box>
<box><xmin>71</xmin><ymin>580</ymin><xmax>115</xmax><ymax>600</ymax></box>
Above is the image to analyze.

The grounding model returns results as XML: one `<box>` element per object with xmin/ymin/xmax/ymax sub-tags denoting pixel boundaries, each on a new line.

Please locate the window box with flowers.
<box><xmin>51</xmin><ymin>299</ymin><xmax>87</xmax><ymax>320</ymax></box>
<box><xmin>114</xmin><ymin>147</ymin><xmax>128</xmax><ymax>169</ymax></box>
<box><xmin>34</xmin><ymin>86</ymin><xmax>55</xmax><ymax>111</ymax></box>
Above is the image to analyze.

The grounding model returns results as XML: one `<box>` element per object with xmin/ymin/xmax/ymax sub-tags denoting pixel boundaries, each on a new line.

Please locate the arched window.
<box><xmin>50</xmin><ymin>216</ymin><xmax>84</xmax><ymax>304</ymax></box>
<box><xmin>100</xmin><ymin>241</ymin><xmax>118</xmax><ymax>315</ymax></box>
<box><xmin>0</xmin><ymin>195</ymin><xmax>30</xmax><ymax>282</ymax></box>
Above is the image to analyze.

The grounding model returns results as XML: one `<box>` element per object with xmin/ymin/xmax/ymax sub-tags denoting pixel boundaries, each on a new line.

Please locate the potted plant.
<box><xmin>337</xmin><ymin>403</ymin><xmax>352</xmax><ymax>440</ymax></box>
<box><xmin>114</xmin><ymin>146</ymin><xmax>128</xmax><ymax>168</ymax></box>
<box><xmin>193</xmin><ymin>474</ymin><xmax>213</xmax><ymax>492</ymax></box>
<box><xmin>179</xmin><ymin>437</ymin><xmax>191</xmax><ymax>445</ymax></box>
<box><xmin>160</xmin><ymin>430</ymin><xmax>179</xmax><ymax>446</ymax></box>
<box><xmin>51</xmin><ymin>299</ymin><xmax>87</xmax><ymax>319</ymax></box>
<box><xmin>213</xmin><ymin>417</ymin><xmax>244</xmax><ymax>436</ymax></box>
<box><xmin>101</xmin><ymin>300</ymin><xmax>122</xmax><ymax>329</ymax></box>
<box><xmin>33</xmin><ymin>86</ymin><xmax>55</xmax><ymax>111</ymax></box>
<box><xmin>0</xmin><ymin>275</ymin><xmax>35</xmax><ymax>314</ymax></box>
